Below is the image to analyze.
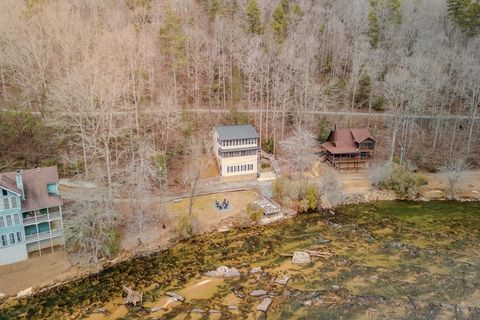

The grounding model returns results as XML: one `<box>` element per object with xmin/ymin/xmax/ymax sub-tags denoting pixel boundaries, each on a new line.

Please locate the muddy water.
<box><xmin>1</xmin><ymin>201</ymin><xmax>479</xmax><ymax>319</ymax></box>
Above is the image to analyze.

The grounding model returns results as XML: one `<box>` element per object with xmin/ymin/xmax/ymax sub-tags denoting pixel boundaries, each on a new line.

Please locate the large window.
<box><xmin>3</xmin><ymin>198</ymin><xmax>10</xmax><ymax>210</ymax></box>
<box><xmin>16</xmin><ymin>232</ymin><xmax>22</xmax><ymax>243</ymax></box>
<box><xmin>10</xmin><ymin>197</ymin><xmax>18</xmax><ymax>209</ymax></box>
<box><xmin>0</xmin><ymin>217</ymin><xmax>4</xmax><ymax>228</ymax></box>
<box><xmin>1</xmin><ymin>235</ymin><xmax>7</xmax><ymax>246</ymax></box>
<box><xmin>9</xmin><ymin>233</ymin><xmax>15</xmax><ymax>245</ymax></box>
<box><xmin>5</xmin><ymin>215</ymin><xmax>12</xmax><ymax>227</ymax></box>
<box><xmin>13</xmin><ymin>214</ymin><xmax>20</xmax><ymax>225</ymax></box>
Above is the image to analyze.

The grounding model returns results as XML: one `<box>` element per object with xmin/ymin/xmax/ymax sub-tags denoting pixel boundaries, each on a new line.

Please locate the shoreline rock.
<box><xmin>205</xmin><ymin>266</ymin><xmax>241</xmax><ymax>278</ymax></box>
<box><xmin>292</xmin><ymin>252</ymin><xmax>311</xmax><ymax>265</ymax></box>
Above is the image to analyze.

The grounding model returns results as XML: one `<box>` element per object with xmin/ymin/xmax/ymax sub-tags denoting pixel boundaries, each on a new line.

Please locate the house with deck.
<box><xmin>213</xmin><ymin>125</ymin><xmax>260</xmax><ymax>177</ymax></box>
<box><xmin>0</xmin><ymin>166</ymin><xmax>64</xmax><ymax>266</ymax></box>
<box><xmin>320</xmin><ymin>128</ymin><xmax>375</xmax><ymax>171</ymax></box>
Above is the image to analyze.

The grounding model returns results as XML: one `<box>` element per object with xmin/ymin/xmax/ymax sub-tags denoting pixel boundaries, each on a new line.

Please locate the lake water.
<box><xmin>1</xmin><ymin>201</ymin><xmax>479</xmax><ymax>319</ymax></box>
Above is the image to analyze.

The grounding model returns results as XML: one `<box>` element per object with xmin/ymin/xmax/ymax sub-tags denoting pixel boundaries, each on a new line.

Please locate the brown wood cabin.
<box><xmin>320</xmin><ymin>128</ymin><xmax>375</xmax><ymax>171</ymax></box>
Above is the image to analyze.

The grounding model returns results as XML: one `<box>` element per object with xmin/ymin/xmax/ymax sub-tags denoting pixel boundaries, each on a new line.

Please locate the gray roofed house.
<box><xmin>212</xmin><ymin>124</ymin><xmax>260</xmax><ymax>177</ymax></box>
<box><xmin>214</xmin><ymin>125</ymin><xmax>259</xmax><ymax>141</ymax></box>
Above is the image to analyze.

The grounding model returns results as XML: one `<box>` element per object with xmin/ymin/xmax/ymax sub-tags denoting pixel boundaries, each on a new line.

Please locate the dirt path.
<box><xmin>0</xmin><ymin>252</ymin><xmax>78</xmax><ymax>296</ymax></box>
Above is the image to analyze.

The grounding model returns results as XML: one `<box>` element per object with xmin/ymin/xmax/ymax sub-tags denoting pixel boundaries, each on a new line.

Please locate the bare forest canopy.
<box><xmin>0</xmin><ymin>0</ymin><xmax>479</xmax><ymax>187</ymax></box>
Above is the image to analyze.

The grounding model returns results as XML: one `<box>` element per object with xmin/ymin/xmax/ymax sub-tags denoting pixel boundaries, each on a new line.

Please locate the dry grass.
<box><xmin>166</xmin><ymin>190</ymin><xmax>261</xmax><ymax>231</ymax></box>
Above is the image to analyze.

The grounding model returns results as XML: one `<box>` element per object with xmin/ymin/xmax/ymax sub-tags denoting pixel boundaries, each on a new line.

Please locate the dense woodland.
<box><xmin>0</xmin><ymin>0</ymin><xmax>479</xmax><ymax>191</ymax></box>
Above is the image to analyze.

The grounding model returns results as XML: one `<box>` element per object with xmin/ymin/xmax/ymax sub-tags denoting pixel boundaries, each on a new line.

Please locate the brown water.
<box><xmin>1</xmin><ymin>201</ymin><xmax>479</xmax><ymax>319</ymax></box>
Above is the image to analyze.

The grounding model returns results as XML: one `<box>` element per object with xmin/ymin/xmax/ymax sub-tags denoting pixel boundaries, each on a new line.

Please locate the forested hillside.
<box><xmin>0</xmin><ymin>0</ymin><xmax>479</xmax><ymax>186</ymax></box>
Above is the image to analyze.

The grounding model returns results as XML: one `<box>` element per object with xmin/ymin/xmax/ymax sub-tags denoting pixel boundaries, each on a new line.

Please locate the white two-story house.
<box><xmin>213</xmin><ymin>124</ymin><xmax>260</xmax><ymax>177</ymax></box>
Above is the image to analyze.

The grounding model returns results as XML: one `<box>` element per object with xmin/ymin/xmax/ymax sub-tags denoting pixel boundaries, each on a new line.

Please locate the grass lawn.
<box><xmin>166</xmin><ymin>190</ymin><xmax>261</xmax><ymax>230</ymax></box>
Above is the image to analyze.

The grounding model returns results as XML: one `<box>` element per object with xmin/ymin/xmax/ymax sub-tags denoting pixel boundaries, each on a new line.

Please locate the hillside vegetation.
<box><xmin>0</xmin><ymin>0</ymin><xmax>479</xmax><ymax>183</ymax></box>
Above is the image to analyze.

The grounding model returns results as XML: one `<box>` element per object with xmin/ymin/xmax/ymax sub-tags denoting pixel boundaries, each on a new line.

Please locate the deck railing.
<box><xmin>23</xmin><ymin>209</ymin><xmax>61</xmax><ymax>225</ymax></box>
<box><xmin>326</xmin><ymin>155</ymin><xmax>372</xmax><ymax>163</ymax></box>
<box><xmin>25</xmin><ymin>229</ymin><xmax>63</xmax><ymax>243</ymax></box>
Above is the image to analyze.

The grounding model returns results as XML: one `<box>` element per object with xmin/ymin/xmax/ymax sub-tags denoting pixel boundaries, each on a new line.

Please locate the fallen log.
<box><xmin>123</xmin><ymin>286</ymin><xmax>143</xmax><ymax>306</ymax></box>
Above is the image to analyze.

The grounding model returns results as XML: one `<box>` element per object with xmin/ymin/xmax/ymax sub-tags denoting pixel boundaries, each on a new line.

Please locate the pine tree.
<box><xmin>387</xmin><ymin>0</ymin><xmax>403</xmax><ymax>25</ymax></box>
<box><xmin>246</xmin><ymin>0</ymin><xmax>262</xmax><ymax>34</ymax></box>
<box><xmin>447</xmin><ymin>0</ymin><xmax>480</xmax><ymax>36</ymax></box>
<box><xmin>368</xmin><ymin>3</ymin><xmax>380</xmax><ymax>49</ymax></box>
<box><xmin>272</xmin><ymin>2</ymin><xmax>288</xmax><ymax>43</ymax></box>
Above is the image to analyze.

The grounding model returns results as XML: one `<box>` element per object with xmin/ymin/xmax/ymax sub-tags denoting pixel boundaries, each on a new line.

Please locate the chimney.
<box><xmin>16</xmin><ymin>169</ymin><xmax>25</xmax><ymax>201</ymax></box>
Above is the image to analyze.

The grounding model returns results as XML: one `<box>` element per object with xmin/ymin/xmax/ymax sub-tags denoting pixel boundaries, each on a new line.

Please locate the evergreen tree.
<box><xmin>158</xmin><ymin>4</ymin><xmax>186</xmax><ymax>68</ymax></box>
<box><xmin>272</xmin><ymin>1</ymin><xmax>288</xmax><ymax>43</ymax></box>
<box><xmin>368</xmin><ymin>2</ymin><xmax>380</xmax><ymax>49</ymax></box>
<box><xmin>246</xmin><ymin>0</ymin><xmax>262</xmax><ymax>34</ymax></box>
<box><xmin>209</xmin><ymin>0</ymin><xmax>221</xmax><ymax>20</ymax></box>
<box><xmin>387</xmin><ymin>0</ymin><xmax>403</xmax><ymax>25</ymax></box>
<box><xmin>447</xmin><ymin>0</ymin><xmax>480</xmax><ymax>36</ymax></box>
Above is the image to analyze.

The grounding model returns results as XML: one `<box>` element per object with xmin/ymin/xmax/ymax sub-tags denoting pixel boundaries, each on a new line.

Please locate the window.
<box><xmin>13</xmin><ymin>214</ymin><xmax>20</xmax><ymax>225</ymax></box>
<box><xmin>16</xmin><ymin>232</ymin><xmax>22</xmax><ymax>243</ymax></box>
<box><xmin>6</xmin><ymin>215</ymin><xmax>12</xmax><ymax>227</ymax></box>
<box><xmin>10</xmin><ymin>197</ymin><xmax>17</xmax><ymax>209</ymax></box>
<box><xmin>3</xmin><ymin>198</ymin><xmax>9</xmax><ymax>210</ymax></box>
<box><xmin>9</xmin><ymin>233</ymin><xmax>15</xmax><ymax>245</ymax></box>
<box><xmin>48</xmin><ymin>183</ymin><xmax>58</xmax><ymax>195</ymax></box>
<box><xmin>2</xmin><ymin>189</ymin><xmax>6</xmax><ymax>196</ymax></box>
<box><xmin>0</xmin><ymin>217</ymin><xmax>3</xmax><ymax>228</ymax></box>
<box><xmin>1</xmin><ymin>235</ymin><xmax>7</xmax><ymax>246</ymax></box>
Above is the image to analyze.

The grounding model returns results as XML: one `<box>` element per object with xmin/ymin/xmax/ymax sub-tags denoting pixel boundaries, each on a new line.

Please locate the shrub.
<box><xmin>263</xmin><ymin>137</ymin><xmax>275</xmax><ymax>154</ymax></box>
<box><xmin>176</xmin><ymin>214</ymin><xmax>201</xmax><ymax>238</ymax></box>
<box><xmin>372</xmin><ymin>162</ymin><xmax>427</xmax><ymax>198</ymax></box>
<box><xmin>319</xmin><ymin>168</ymin><xmax>345</xmax><ymax>207</ymax></box>
<box><xmin>246</xmin><ymin>203</ymin><xmax>263</xmax><ymax>222</ymax></box>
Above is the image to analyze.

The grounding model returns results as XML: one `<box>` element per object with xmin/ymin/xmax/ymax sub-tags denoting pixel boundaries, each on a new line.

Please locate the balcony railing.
<box><xmin>327</xmin><ymin>155</ymin><xmax>372</xmax><ymax>163</ymax></box>
<box><xmin>23</xmin><ymin>211</ymin><xmax>61</xmax><ymax>226</ymax></box>
<box><xmin>51</xmin><ymin>229</ymin><xmax>64</xmax><ymax>238</ymax></box>
<box><xmin>25</xmin><ymin>229</ymin><xmax>63</xmax><ymax>243</ymax></box>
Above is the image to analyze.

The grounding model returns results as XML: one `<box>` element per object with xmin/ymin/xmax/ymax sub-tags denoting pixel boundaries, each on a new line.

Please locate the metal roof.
<box><xmin>214</xmin><ymin>124</ymin><xmax>259</xmax><ymax>140</ymax></box>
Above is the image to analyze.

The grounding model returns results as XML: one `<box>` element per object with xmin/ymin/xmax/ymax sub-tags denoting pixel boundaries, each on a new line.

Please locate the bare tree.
<box><xmin>280</xmin><ymin>126</ymin><xmax>317</xmax><ymax>180</ymax></box>
<box><xmin>439</xmin><ymin>158</ymin><xmax>471</xmax><ymax>200</ymax></box>
<box><xmin>183</xmin><ymin>134</ymin><xmax>213</xmax><ymax>217</ymax></box>
<box><xmin>64</xmin><ymin>189</ymin><xmax>118</xmax><ymax>269</ymax></box>
<box><xmin>319</xmin><ymin>168</ymin><xmax>345</xmax><ymax>208</ymax></box>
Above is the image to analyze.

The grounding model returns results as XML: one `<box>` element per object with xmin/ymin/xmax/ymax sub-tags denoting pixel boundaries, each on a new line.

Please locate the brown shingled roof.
<box><xmin>350</xmin><ymin>128</ymin><xmax>372</xmax><ymax>143</ymax></box>
<box><xmin>3</xmin><ymin>166</ymin><xmax>62</xmax><ymax>212</ymax></box>
<box><xmin>320</xmin><ymin>128</ymin><xmax>374</xmax><ymax>155</ymax></box>
<box><xmin>0</xmin><ymin>174</ymin><xmax>21</xmax><ymax>195</ymax></box>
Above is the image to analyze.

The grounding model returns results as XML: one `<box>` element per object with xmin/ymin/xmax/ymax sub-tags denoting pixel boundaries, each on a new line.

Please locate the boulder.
<box><xmin>250</xmin><ymin>267</ymin><xmax>262</xmax><ymax>274</ymax></box>
<box><xmin>217</xmin><ymin>226</ymin><xmax>230</xmax><ymax>233</ymax></box>
<box><xmin>317</xmin><ymin>236</ymin><xmax>332</xmax><ymax>244</ymax></box>
<box><xmin>0</xmin><ymin>292</ymin><xmax>5</xmax><ymax>299</ymax></box>
<box><xmin>274</xmin><ymin>275</ymin><xmax>290</xmax><ymax>286</ymax></box>
<box><xmin>205</xmin><ymin>266</ymin><xmax>240</xmax><ymax>278</ymax></box>
<box><xmin>209</xmin><ymin>309</ymin><xmax>221</xmax><ymax>314</ymax></box>
<box><xmin>165</xmin><ymin>292</ymin><xmax>185</xmax><ymax>302</ymax></box>
<box><xmin>16</xmin><ymin>287</ymin><xmax>33</xmax><ymax>299</ymax></box>
<box><xmin>228</xmin><ymin>305</ymin><xmax>238</xmax><ymax>310</ymax></box>
<box><xmin>302</xmin><ymin>300</ymin><xmax>312</xmax><ymax>307</ymax></box>
<box><xmin>331</xmin><ymin>285</ymin><xmax>340</xmax><ymax>291</ymax></box>
<box><xmin>250</xmin><ymin>290</ymin><xmax>268</xmax><ymax>297</ymax></box>
<box><xmin>93</xmin><ymin>307</ymin><xmax>107</xmax><ymax>315</ymax></box>
<box><xmin>150</xmin><ymin>306</ymin><xmax>163</xmax><ymax>313</ymax></box>
<box><xmin>257</xmin><ymin>298</ymin><xmax>273</xmax><ymax>312</ymax></box>
<box><xmin>191</xmin><ymin>308</ymin><xmax>205</xmax><ymax>314</ymax></box>
<box><xmin>292</xmin><ymin>252</ymin><xmax>311</xmax><ymax>265</ymax></box>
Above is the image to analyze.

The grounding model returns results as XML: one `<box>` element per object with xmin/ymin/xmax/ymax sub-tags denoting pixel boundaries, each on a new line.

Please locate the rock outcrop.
<box><xmin>292</xmin><ymin>251</ymin><xmax>311</xmax><ymax>264</ymax></box>
<box><xmin>205</xmin><ymin>266</ymin><xmax>241</xmax><ymax>278</ymax></box>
